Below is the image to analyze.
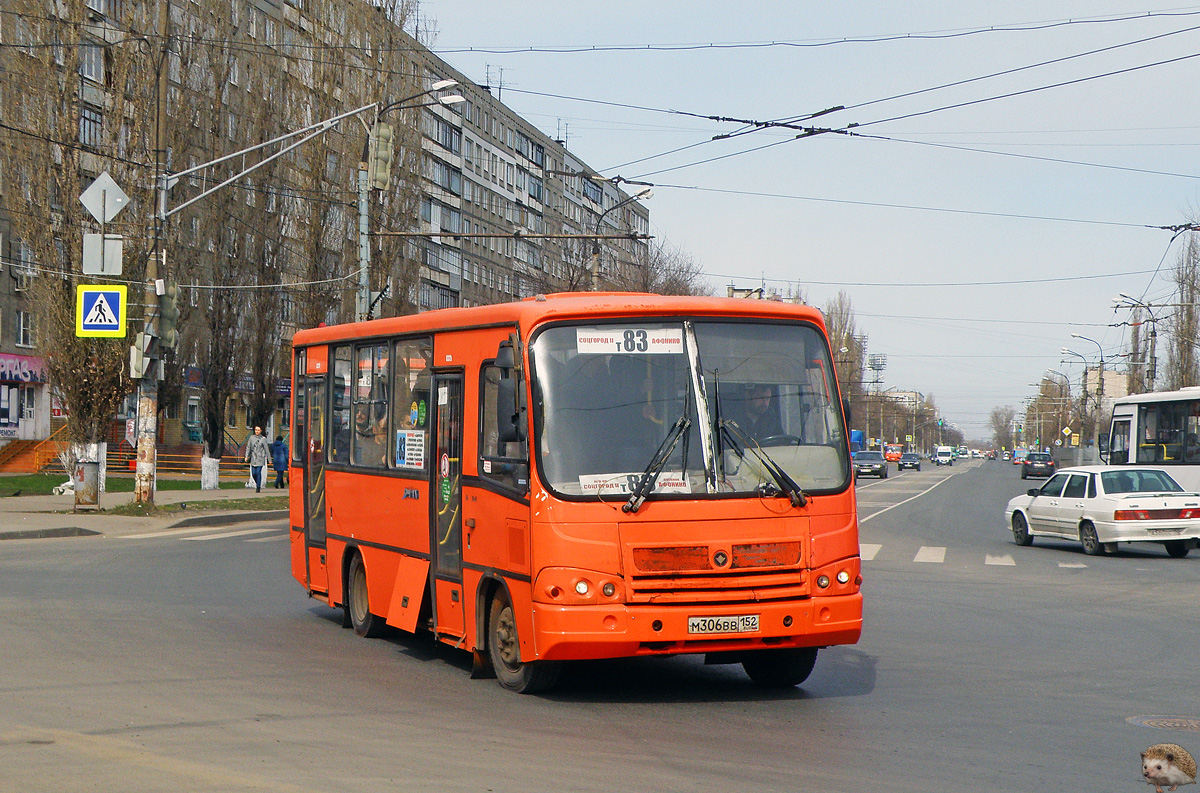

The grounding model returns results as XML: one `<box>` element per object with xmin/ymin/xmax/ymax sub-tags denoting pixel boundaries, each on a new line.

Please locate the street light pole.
<box><xmin>1069</xmin><ymin>333</ymin><xmax>1106</xmax><ymax>462</ymax></box>
<box><xmin>590</xmin><ymin>186</ymin><xmax>652</xmax><ymax>291</ymax></box>
<box><xmin>360</xmin><ymin>83</ymin><xmax>465</xmax><ymax>321</ymax></box>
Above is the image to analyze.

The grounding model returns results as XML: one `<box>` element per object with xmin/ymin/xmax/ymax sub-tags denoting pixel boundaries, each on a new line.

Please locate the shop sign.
<box><xmin>0</xmin><ymin>353</ymin><xmax>46</xmax><ymax>383</ymax></box>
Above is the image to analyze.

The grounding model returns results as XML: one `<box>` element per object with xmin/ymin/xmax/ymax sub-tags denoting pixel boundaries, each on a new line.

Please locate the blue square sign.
<box><xmin>76</xmin><ymin>284</ymin><xmax>127</xmax><ymax>338</ymax></box>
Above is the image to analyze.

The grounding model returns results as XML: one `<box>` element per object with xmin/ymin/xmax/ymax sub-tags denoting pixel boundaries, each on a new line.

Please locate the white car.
<box><xmin>1004</xmin><ymin>466</ymin><xmax>1200</xmax><ymax>557</ymax></box>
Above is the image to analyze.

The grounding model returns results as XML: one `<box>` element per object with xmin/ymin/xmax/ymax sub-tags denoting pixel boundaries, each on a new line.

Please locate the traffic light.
<box><xmin>367</xmin><ymin>122</ymin><xmax>395</xmax><ymax>190</ymax></box>
<box><xmin>129</xmin><ymin>332</ymin><xmax>150</xmax><ymax>379</ymax></box>
<box><xmin>158</xmin><ymin>281</ymin><xmax>179</xmax><ymax>351</ymax></box>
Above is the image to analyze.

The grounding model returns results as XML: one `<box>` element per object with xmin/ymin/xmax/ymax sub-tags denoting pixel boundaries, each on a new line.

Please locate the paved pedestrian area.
<box><xmin>0</xmin><ymin>481</ymin><xmax>287</xmax><ymax>540</ymax></box>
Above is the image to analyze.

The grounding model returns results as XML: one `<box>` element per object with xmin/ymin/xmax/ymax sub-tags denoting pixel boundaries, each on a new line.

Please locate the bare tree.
<box><xmin>822</xmin><ymin>291</ymin><xmax>866</xmax><ymax>421</ymax></box>
<box><xmin>612</xmin><ymin>240</ymin><xmax>710</xmax><ymax>296</ymax></box>
<box><xmin>1166</xmin><ymin>233</ymin><xmax>1200</xmax><ymax>390</ymax></box>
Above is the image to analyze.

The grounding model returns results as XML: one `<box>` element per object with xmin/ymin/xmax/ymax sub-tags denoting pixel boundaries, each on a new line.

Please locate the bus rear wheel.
<box><xmin>487</xmin><ymin>589</ymin><xmax>561</xmax><ymax>694</ymax></box>
<box><xmin>347</xmin><ymin>552</ymin><xmax>385</xmax><ymax>638</ymax></box>
<box><xmin>742</xmin><ymin>647</ymin><xmax>818</xmax><ymax>688</ymax></box>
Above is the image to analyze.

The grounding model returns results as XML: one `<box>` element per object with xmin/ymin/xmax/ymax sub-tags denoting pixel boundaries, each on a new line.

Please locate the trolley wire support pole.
<box><xmin>134</xmin><ymin>0</ymin><xmax>171</xmax><ymax>506</ymax></box>
<box><xmin>356</xmin><ymin>164</ymin><xmax>371</xmax><ymax>323</ymax></box>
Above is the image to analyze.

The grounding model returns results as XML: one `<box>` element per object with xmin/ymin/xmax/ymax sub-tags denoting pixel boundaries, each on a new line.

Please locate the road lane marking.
<box><xmin>859</xmin><ymin>543</ymin><xmax>881</xmax><ymax>561</ymax></box>
<box><xmin>859</xmin><ymin>470</ymin><xmax>964</xmax><ymax>523</ymax></box>
<box><xmin>181</xmin><ymin>527</ymin><xmax>280</xmax><ymax>541</ymax></box>
<box><xmin>913</xmin><ymin>546</ymin><xmax>946</xmax><ymax>563</ymax></box>
<box><xmin>1058</xmin><ymin>561</ymin><xmax>1088</xmax><ymax>568</ymax></box>
<box><xmin>985</xmin><ymin>554</ymin><xmax>1016</xmax><ymax>566</ymax></box>
<box><xmin>245</xmin><ymin>534</ymin><xmax>288</xmax><ymax>543</ymax></box>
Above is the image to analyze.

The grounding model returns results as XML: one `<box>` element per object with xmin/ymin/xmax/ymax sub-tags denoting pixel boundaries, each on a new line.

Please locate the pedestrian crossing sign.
<box><xmin>76</xmin><ymin>284</ymin><xmax>127</xmax><ymax>338</ymax></box>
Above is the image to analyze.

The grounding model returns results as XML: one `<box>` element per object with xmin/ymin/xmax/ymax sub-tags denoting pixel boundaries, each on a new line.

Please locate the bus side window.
<box><xmin>480</xmin><ymin>363</ymin><xmax>528</xmax><ymax>494</ymax></box>
<box><xmin>330</xmin><ymin>346</ymin><xmax>353</xmax><ymax>464</ymax></box>
<box><xmin>1109</xmin><ymin>419</ymin><xmax>1130</xmax><ymax>465</ymax></box>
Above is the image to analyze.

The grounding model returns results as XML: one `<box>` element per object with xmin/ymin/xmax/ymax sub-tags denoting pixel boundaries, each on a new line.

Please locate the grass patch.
<box><xmin>105</xmin><ymin>495</ymin><xmax>287</xmax><ymax>518</ymax></box>
<box><xmin>0</xmin><ymin>473</ymin><xmax>250</xmax><ymax>497</ymax></box>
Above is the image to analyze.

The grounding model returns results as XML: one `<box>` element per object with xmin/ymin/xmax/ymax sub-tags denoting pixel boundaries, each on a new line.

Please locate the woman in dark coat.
<box><xmin>271</xmin><ymin>436</ymin><xmax>289</xmax><ymax>489</ymax></box>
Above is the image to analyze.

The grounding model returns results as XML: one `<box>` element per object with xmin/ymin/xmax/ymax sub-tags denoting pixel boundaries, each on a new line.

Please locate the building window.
<box><xmin>16</xmin><ymin>311</ymin><xmax>34</xmax><ymax>348</ymax></box>
<box><xmin>80</xmin><ymin>40</ymin><xmax>105</xmax><ymax>84</ymax></box>
<box><xmin>80</xmin><ymin>105</ymin><xmax>102</xmax><ymax>148</ymax></box>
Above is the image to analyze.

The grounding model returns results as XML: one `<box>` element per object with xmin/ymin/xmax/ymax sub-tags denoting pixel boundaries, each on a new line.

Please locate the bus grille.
<box><xmin>627</xmin><ymin>541</ymin><xmax>806</xmax><ymax>605</ymax></box>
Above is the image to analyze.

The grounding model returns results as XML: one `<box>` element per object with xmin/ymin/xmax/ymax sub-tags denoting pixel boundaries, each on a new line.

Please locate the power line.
<box><xmin>427</xmin><ymin>8</ymin><xmax>1200</xmax><ymax>53</ymax></box>
<box><xmin>653</xmin><ymin>182</ymin><xmax>1160</xmax><ymax>231</ymax></box>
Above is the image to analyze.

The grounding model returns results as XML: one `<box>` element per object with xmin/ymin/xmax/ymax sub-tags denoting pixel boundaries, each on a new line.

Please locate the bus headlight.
<box><xmin>534</xmin><ymin>568</ymin><xmax>625</xmax><ymax>605</ymax></box>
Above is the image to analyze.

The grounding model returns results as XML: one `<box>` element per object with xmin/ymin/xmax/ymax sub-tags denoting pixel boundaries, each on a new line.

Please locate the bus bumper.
<box><xmin>531</xmin><ymin>593</ymin><xmax>862</xmax><ymax>662</ymax></box>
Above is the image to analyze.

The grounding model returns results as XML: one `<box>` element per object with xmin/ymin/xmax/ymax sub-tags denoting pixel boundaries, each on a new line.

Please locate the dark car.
<box><xmin>898</xmin><ymin>452</ymin><xmax>921</xmax><ymax>471</ymax></box>
<box><xmin>1021</xmin><ymin>452</ymin><xmax>1055</xmax><ymax>479</ymax></box>
<box><xmin>855</xmin><ymin>450</ymin><xmax>888</xmax><ymax>479</ymax></box>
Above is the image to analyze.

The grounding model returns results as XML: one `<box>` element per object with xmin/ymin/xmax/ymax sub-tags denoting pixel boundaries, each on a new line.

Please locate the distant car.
<box><xmin>1021</xmin><ymin>452</ymin><xmax>1055</xmax><ymax>479</ymax></box>
<box><xmin>1004</xmin><ymin>466</ymin><xmax>1200</xmax><ymax>557</ymax></box>
<box><xmin>898</xmin><ymin>452</ymin><xmax>921</xmax><ymax>471</ymax></box>
<box><xmin>1002</xmin><ymin>452</ymin><xmax>1011</xmax><ymax>461</ymax></box>
<box><xmin>854</xmin><ymin>450</ymin><xmax>888</xmax><ymax>479</ymax></box>
<box><xmin>934</xmin><ymin>446</ymin><xmax>954</xmax><ymax>466</ymax></box>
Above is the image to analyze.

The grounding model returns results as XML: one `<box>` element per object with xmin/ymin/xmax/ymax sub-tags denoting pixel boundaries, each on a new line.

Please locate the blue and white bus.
<box><xmin>1106</xmin><ymin>387</ymin><xmax>1200</xmax><ymax>491</ymax></box>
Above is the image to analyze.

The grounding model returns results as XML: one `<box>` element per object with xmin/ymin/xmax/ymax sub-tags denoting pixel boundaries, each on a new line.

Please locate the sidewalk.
<box><xmin>0</xmin><ymin>484</ymin><xmax>288</xmax><ymax>540</ymax></box>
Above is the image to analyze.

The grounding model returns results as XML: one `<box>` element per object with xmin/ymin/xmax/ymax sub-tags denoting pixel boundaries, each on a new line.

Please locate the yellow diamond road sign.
<box><xmin>76</xmin><ymin>284</ymin><xmax>127</xmax><ymax>338</ymax></box>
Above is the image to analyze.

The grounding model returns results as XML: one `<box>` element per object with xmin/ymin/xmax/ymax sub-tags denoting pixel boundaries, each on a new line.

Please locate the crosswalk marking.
<box><xmin>913</xmin><ymin>546</ymin><xmax>946</xmax><ymax>563</ymax></box>
<box><xmin>180</xmin><ymin>527</ymin><xmax>280</xmax><ymax>541</ymax></box>
<box><xmin>859</xmin><ymin>543</ymin><xmax>882</xmax><ymax>561</ymax></box>
<box><xmin>985</xmin><ymin>554</ymin><xmax>1016</xmax><ymax>566</ymax></box>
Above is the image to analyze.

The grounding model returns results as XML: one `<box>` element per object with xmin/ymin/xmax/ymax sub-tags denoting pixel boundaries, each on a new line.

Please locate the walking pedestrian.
<box><xmin>271</xmin><ymin>434</ymin><xmax>289</xmax><ymax>489</ymax></box>
<box><xmin>245</xmin><ymin>425</ymin><xmax>270</xmax><ymax>493</ymax></box>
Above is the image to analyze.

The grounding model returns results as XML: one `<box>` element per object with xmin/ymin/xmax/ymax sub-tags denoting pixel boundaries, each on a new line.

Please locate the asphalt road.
<box><xmin>0</xmin><ymin>461</ymin><xmax>1197</xmax><ymax>792</ymax></box>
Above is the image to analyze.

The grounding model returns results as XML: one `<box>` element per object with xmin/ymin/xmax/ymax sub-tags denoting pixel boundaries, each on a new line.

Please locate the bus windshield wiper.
<box><xmin>720</xmin><ymin>420</ymin><xmax>807</xmax><ymax>508</ymax></box>
<box><xmin>623</xmin><ymin>413</ymin><xmax>691</xmax><ymax>514</ymax></box>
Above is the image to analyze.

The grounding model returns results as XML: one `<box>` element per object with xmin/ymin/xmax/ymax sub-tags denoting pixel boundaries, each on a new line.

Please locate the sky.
<box><xmin>417</xmin><ymin>1</ymin><xmax>1200</xmax><ymax>440</ymax></box>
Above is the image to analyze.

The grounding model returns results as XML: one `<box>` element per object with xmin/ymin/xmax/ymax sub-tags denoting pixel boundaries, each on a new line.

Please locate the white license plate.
<box><xmin>687</xmin><ymin>614</ymin><xmax>760</xmax><ymax>634</ymax></box>
<box><xmin>1147</xmin><ymin>528</ymin><xmax>1184</xmax><ymax>535</ymax></box>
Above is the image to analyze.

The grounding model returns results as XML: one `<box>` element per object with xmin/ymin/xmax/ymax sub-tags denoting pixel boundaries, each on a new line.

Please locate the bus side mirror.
<box><xmin>496</xmin><ymin>376</ymin><xmax>526</xmax><ymax>444</ymax></box>
<box><xmin>495</xmin><ymin>338</ymin><xmax>526</xmax><ymax>445</ymax></box>
<box><xmin>1098</xmin><ymin>434</ymin><xmax>1108</xmax><ymax>463</ymax></box>
<box><xmin>842</xmin><ymin>397</ymin><xmax>852</xmax><ymax>427</ymax></box>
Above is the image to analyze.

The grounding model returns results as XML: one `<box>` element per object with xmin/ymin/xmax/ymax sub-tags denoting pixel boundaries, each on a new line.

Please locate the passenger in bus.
<box><xmin>1186</xmin><ymin>433</ymin><xmax>1200</xmax><ymax>463</ymax></box>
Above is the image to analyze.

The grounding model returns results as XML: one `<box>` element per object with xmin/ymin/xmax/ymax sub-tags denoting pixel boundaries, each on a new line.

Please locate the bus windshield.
<box><xmin>530</xmin><ymin>319</ymin><xmax>850</xmax><ymax>499</ymax></box>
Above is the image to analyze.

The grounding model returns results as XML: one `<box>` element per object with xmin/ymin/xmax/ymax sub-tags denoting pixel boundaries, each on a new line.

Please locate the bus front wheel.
<box><xmin>742</xmin><ymin>647</ymin><xmax>818</xmax><ymax>688</ymax></box>
<box><xmin>347</xmin><ymin>552</ymin><xmax>385</xmax><ymax>638</ymax></box>
<box><xmin>487</xmin><ymin>589</ymin><xmax>561</xmax><ymax>694</ymax></box>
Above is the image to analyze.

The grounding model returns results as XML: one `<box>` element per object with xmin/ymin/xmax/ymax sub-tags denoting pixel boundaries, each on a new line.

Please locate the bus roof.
<box><xmin>291</xmin><ymin>292</ymin><xmax>830</xmax><ymax>347</ymax></box>
<box><xmin>1112</xmin><ymin>386</ymin><xmax>1200</xmax><ymax>406</ymax></box>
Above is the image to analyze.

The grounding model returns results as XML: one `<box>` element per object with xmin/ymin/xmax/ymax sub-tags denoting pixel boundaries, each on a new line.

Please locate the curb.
<box><xmin>166</xmin><ymin>509</ymin><xmax>289</xmax><ymax>529</ymax></box>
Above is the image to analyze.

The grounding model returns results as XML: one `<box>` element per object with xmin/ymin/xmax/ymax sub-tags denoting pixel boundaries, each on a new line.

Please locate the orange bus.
<box><xmin>884</xmin><ymin>443</ymin><xmax>902</xmax><ymax>463</ymax></box>
<box><xmin>289</xmin><ymin>293</ymin><xmax>862</xmax><ymax>693</ymax></box>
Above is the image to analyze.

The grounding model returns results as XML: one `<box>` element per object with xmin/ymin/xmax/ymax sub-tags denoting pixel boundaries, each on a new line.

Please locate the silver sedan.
<box><xmin>1004</xmin><ymin>466</ymin><xmax>1200</xmax><ymax>557</ymax></box>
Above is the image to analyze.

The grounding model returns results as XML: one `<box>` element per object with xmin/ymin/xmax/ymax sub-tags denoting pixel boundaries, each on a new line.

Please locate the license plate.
<box><xmin>1148</xmin><ymin>528</ymin><xmax>1183</xmax><ymax>535</ymax></box>
<box><xmin>687</xmin><ymin>614</ymin><xmax>759</xmax><ymax>634</ymax></box>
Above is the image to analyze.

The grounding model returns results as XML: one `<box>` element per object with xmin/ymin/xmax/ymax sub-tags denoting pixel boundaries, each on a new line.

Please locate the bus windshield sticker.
<box><xmin>575</xmin><ymin>327</ymin><xmax>684</xmax><ymax>355</ymax></box>
<box><xmin>396</xmin><ymin>430</ymin><xmax>426</xmax><ymax>469</ymax></box>
<box><xmin>579</xmin><ymin>471</ymin><xmax>690</xmax><ymax>496</ymax></box>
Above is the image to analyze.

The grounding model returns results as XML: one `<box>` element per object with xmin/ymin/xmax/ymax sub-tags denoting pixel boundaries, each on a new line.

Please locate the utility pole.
<box><xmin>134</xmin><ymin>0</ymin><xmax>171</xmax><ymax>505</ymax></box>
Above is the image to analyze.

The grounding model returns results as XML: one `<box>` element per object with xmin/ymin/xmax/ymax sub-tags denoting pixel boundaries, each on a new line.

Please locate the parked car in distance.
<box><xmin>934</xmin><ymin>446</ymin><xmax>954</xmax><ymax>466</ymax></box>
<box><xmin>898</xmin><ymin>452</ymin><xmax>921</xmax><ymax>471</ymax></box>
<box><xmin>1004</xmin><ymin>466</ymin><xmax>1200</xmax><ymax>557</ymax></box>
<box><xmin>854</xmin><ymin>450</ymin><xmax>888</xmax><ymax>479</ymax></box>
<box><xmin>1021</xmin><ymin>452</ymin><xmax>1055</xmax><ymax>479</ymax></box>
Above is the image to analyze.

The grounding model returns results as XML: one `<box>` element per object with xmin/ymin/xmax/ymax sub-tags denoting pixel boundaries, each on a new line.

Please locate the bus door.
<box><xmin>303</xmin><ymin>373</ymin><xmax>329</xmax><ymax>594</ymax></box>
<box><xmin>429</xmin><ymin>373</ymin><xmax>465</xmax><ymax>639</ymax></box>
